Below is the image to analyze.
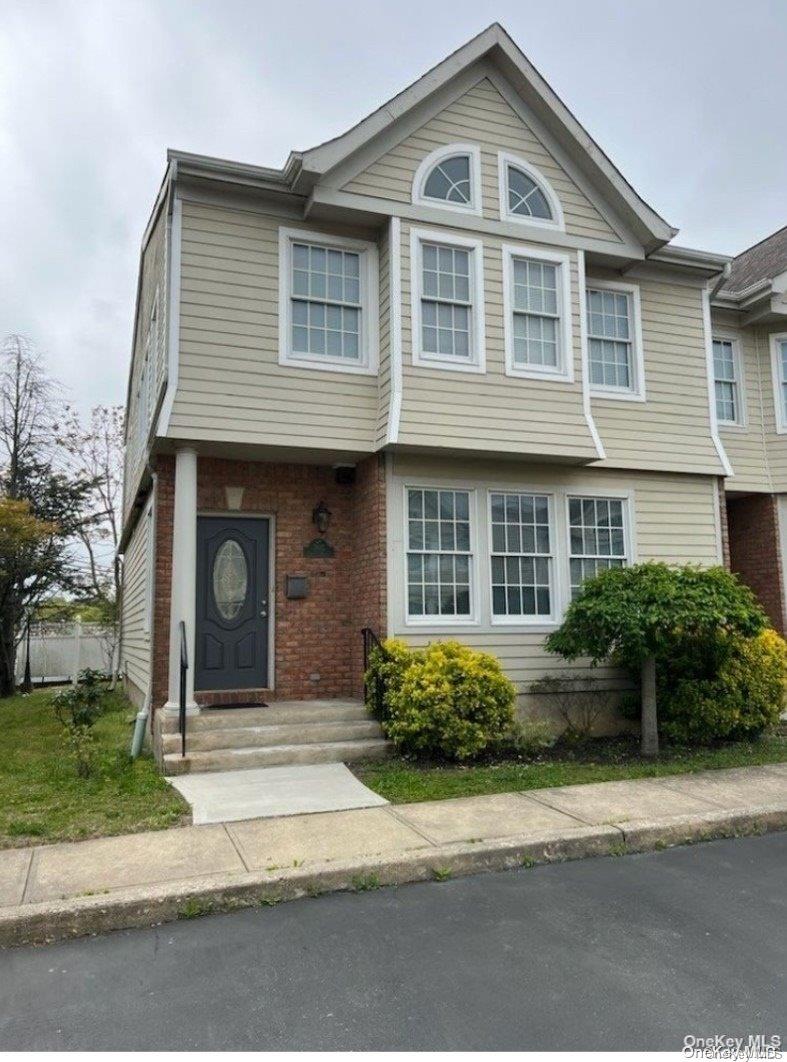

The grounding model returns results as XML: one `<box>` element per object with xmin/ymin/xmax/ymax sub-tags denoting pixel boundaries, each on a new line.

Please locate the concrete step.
<box><xmin>160</xmin><ymin>719</ymin><xmax>384</xmax><ymax>754</ymax></box>
<box><xmin>162</xmin><ymin>738</ymin><xmax>393</xmax><ymax>776</ymax></box>
<box><xmin>160</xmin><ymin>700</ymin><xmax>370</xmax><ymax>733</ymax></box>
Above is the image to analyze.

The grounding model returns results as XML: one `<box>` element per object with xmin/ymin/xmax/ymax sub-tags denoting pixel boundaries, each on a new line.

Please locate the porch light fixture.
<box><xmin>312</xmin><ymin>500</ymin><xmax>331</xmax><ymax>535</ymax></box>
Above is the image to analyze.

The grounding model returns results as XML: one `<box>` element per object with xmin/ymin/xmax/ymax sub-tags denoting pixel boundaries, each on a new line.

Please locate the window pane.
<box><xmin>423</xmin><ymin>155</ymin><xmax>471</xmax><ymax>205</ymax></box>
<box><xmin>587</xmin><ymin>288</ymin><xmax>633</xmax><ymax>389</ymax></box>
<box><xmin>713</xmin><ymin>339</ymin><xmax>738</xmax><ymax>422</ymax></box>
<box><xmin>490</xmin><ymin>492</ymin><xmax>551</xmax><ymax>617</ymax></box>
<box><xmin>406</xmin><ymin>488</ymin><xmax>472</xmax><ymax>617</ymax></box>
<box><xmin>568</xmin><ymin>495</ymin><xmax>628</xmax><ymax>596</ymax></box>
<box><xmin>290</xmin><ymin>242</ymin><xmax>363</xmax><ymax>361</ymax></box>
<box><xmin>507</xmin><ymin>165</ymin><xmax>553</xmax><ymax>220</ymax></box>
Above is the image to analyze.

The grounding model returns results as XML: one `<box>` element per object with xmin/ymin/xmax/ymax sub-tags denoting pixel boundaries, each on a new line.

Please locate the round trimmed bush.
<box><xmin>375</xmin><ymin>639</ymin><xmax>517</xmax><ymax>760</ymax></box>
<box><xmin>658</xmin><ymin>628</ymin><xmax>787</xmax><ymax>744</ymax></box>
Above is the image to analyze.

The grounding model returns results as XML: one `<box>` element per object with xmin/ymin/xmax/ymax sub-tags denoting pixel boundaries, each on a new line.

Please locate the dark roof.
<box><xmin>722</xmin><ymin>225</ymin><xmax>787</xmax><ymax>294</ymax></box>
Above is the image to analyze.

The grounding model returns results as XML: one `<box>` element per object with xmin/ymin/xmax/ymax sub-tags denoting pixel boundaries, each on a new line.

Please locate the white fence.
<box><xmin>15</xmin><ymin>621</ymin><xmax>115</xmax><ymax>685</ymax></box>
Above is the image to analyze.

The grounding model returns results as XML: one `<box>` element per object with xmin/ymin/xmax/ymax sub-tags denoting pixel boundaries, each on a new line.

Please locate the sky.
<box><xmin>2</xmin><ymin>0</ymin><xmax>787</xmax><ymax>414</ymax></box>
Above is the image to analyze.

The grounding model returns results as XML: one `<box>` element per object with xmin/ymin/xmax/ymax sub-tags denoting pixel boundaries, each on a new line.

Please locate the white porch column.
<box><xmin>164</xmin><ymin>447</ymin><xmax>199</xmax><ymax>715</ymax></box>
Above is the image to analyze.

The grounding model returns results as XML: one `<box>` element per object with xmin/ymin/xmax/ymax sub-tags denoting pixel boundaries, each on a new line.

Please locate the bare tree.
<box><xmin>0</xmin><ymin>335</ymin><xmax>91</xmax><ymax>696</ymax></box>
<box><xmin>56</xmin><ymin>404</ymin><xmax>124</xmax><ymax>609</ymax></box>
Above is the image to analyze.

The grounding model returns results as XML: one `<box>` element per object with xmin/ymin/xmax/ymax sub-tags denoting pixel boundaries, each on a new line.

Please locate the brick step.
<box><xmin>162</xmin><ymin>738</ymin><xmax>392</xmax><ymax>776</ymax></box>
<box><xmin>159</xmin><ymin>700</ymin><xmax>370</xmax><ymax>734</ymax></box>
<box><xmin>160</xmin><ymin>718</ymin><xmax>384</xmax><ymax>754</ymax></box>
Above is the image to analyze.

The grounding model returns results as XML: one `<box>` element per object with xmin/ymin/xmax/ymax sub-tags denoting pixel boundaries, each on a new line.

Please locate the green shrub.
<box><xmin>658</xmin><ymin>628</ymin><xmax>787</xmax><ymax>744</ymax></box>
<box><xmin>365</xmin><ymin>638</ymin><xmax>420</xmax><ymax>721</ymax></box>
<box><xmin>370</xmin><ymin>639</ymin><xmax>517</xmax><ymax>761</ymax></box>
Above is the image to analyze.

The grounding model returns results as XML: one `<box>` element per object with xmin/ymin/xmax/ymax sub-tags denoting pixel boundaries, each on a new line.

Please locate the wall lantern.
<box><xmin>312</xmin><ymin>500</ymin><xmax>331</xmax><ymax>535</ymax></box>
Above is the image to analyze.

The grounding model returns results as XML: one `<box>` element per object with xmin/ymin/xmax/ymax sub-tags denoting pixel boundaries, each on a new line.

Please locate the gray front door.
<box><xmin>195</xmin><ymin>517</ymin><xmax>270</xmax><ymax>691</ymax></box>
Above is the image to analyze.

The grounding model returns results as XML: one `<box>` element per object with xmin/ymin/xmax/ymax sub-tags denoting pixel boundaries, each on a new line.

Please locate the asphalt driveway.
<box><xmin>1</xmin><ymin>833</ymin><xmax>784</xmax><ymax>1050</ymax></box>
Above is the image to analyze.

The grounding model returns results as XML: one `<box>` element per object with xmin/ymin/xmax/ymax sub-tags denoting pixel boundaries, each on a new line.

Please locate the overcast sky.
<box><xmin>2</xmin><ymin>0</ymin><xmax>786</xmax><ymax>413</ymax></box>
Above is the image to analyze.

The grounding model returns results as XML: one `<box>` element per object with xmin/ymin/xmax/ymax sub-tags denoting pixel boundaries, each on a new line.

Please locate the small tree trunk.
<box><xmin>641</xmin><ymin>654</ymin><xmax>659</xmax><ymax>757</ymax></box>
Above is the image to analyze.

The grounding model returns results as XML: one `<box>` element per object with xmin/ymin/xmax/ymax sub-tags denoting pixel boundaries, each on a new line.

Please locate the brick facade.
<box><xmin>718</xmin><ymin>478</ymin><xmax>730</xmax><ymax>569</ymax></box>
<box><xmin>150</xmin><ymin>453</ymin><xmax>386</xmax><ymax>711</ymax></box>
<box><xmin>726</xmin><ymin>492</ymin><xmax>786</xmax><ymax>634</ymax></box>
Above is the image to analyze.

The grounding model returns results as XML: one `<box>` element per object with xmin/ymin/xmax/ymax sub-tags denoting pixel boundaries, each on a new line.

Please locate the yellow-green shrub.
<box><xmin>368</xmin><ymin>639</ymin><xmax>517</xmax><ymax>760</ymax></box>
<box><xmin>659</xmin><ymin>628</ymin><xmax>787</xmax><ymax>744</ymax></box>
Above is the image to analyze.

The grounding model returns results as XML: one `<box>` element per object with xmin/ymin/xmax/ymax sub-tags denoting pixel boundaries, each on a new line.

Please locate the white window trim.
<box><xmin>403</xmin><ymin>484</ymin><xmax>479</xmax><ymax>626</ymax></box>
<box><xmin>712</xmin><ymin>332</ymin><xmax>747</xmax><ymax>430</ymax></box>
<box><xmin>585</xmin><ymin>278</ymin><xmax>646</xmax><ymax>402</ymax></box>
<box><xmin>501</xmin><ymin>243</ymin><xmax>574</xmax><ymax>382</ymax></box>
<box><xmin>563</xmin><ymin>491</ymin><xmax>635</xmax><ymax>600</ymax></box>
<box><xmin>769</xmin><ymin>332</ymin><xmax>787</xmax><ymax>434</ymax></box>
<box><xmin>410</xmin><ymin>226</ymin><xmax>486</xmax><ymax>374</ymax></box>
<box><xmin>411</xmin><ymin>143</ymin><xmax>482</xmax><ymax>217</ymax></box>
<box><xmin>487</xmin><ymin>490</ymin><xmax>560</xmax><ymax>627</ymax></box>
<box><xmin>278</xmin><ymin>226</ymin><xmax>379</xmax><ymax>375</ymax></box>
<box><xmin>392</xmin><ymin>474</ymin><xmax>637</xmax><ymax>635</ymax></box>
<box><xmin>497</xmin><ymin>151</ymin><xmax>565</xmax><ymax>231</ymax></box>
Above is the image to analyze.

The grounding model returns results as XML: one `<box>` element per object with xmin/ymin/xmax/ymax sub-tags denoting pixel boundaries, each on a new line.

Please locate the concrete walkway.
<box><xmin>1</xmin><ymin>763</ymin><xmax>785</xmax><ymax>947</ymax></box>
<box><xmin>168</xmin><ymin>763</ymin><xmax>389</xmax><ymax>824</ymax></box>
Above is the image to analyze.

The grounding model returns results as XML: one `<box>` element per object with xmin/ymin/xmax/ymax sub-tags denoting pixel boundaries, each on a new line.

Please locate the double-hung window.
<box><xmin>712</xmin><ymin>337</ymin><xmax>742</xmax><ymax>425</ymax></box>
<box><xmin>279</xmin><ymin>228</ymin><xmax>378</xmax><ymax>373</ymax></box>
<box><xmin>586</xmin><ymin>282</ymin><xmax>644</xmax><ymax>399</ymax></box>
<box><xmin>771</xmin><ymin>333</ymin><xmax>787</xmax><ymax>432</ymax></box>
<box><xmin>411</xmin><ymin>229</ymin><xmax>485</xmax><ymax>371</ymax></box>
<box><xmin>490</xmin><ymin>492</ymin><xmax>553</xmax><ymax>620</ymax></box>
<box><xmin>503</xmin><ymin>246</ymin><xmax>572</xmax><ymax>379</ymax></box>
<box><xmin>568</xmin><ymin>496</ymin><xmax>628</xmax><ymax>597</ymax></box>
<box><xmin>406</xmin><ymin>488</ymin><xmax>472</xmax><ymax>619</ymax></box>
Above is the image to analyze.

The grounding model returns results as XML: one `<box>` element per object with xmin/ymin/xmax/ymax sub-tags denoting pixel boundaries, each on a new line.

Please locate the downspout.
<box><xmin>131</xmin><ymin>464</ymin><xmax>158</xmax><ymax>758</ymax></box>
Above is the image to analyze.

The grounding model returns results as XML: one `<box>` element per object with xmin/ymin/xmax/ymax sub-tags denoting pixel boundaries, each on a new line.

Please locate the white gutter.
<box><xmin>386</xmin><ymin>216</ymin><xmax>403</xmax><ymax>444</ymax></box>
<box><xmin>577</xmin><ymin>250</ymin><xmax>606</xmax><ymax>460</ymax></box>
<box><xmin>702</xmin><ymin>279</ymin><xmax>733</xmax><ymax>478</ymax></box>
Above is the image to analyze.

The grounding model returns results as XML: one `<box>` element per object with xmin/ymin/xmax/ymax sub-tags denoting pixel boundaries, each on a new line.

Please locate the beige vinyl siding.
<box><xmin>124</xmin><ymin>207</ymin><xmax>168</xmax><ymax>517</ymax></box>
<box><xmin>590</xmin><ymin>274</ymin><xmax>723</xmax><ymax>475</ymax></box>
<box><xmin>376</xmin><ymin>222</ymin><xmax>392</xmax><ymax>446</ymax></box>
<box><xmin>343</xmin><ymin>78</ymin><xmax>622</xmax><ymax>245</ymax></box>
<box><xmin>169</xmin><ymin>200</ymin><xmax>379</xmax><ymax>452</ymax></box>
<box><xmin>761</xmin><ymin>326</ymin><xmax>787</xmax><ymax>491</ymax></box>
<box><xmin>398</xmin><ymin>220</ymin><xmax>599</xmax><ymax>460</ymax></box>
<box><xmin>121</xmin><ymin>500</ymin><xmax>152</xmax><ymax>701</ymax></box>
<box><xmin>711</xmin><ymin>312</ymin><xmax>771</xmax><ymax>493</ymax></box>
<box><xmin>388</xmin><ymin>453</ymin><xmax>720</xmax><ymax>706</ymax></box>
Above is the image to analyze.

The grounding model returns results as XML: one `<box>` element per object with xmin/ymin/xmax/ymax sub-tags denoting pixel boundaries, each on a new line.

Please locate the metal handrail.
<box><xmin>361</xmin><ymin>627</ymin><xmax>385</xmax><ymax>718</ymax></box>
<box><xmin>179</xmin><ymin>620</ymin><xmax>188</xmax><ymax>757</ymax></box>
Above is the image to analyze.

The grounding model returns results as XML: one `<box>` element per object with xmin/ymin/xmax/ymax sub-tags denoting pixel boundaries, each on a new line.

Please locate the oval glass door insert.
<box><xmin>212</xmin><ymin>539</ymin><xmax>248</xmax><ymax>620</ymax></box>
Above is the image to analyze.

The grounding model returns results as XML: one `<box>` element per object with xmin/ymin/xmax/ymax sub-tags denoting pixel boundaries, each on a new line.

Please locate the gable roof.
<box><xmin>292</xmin><ymin>23</ymin><xmax>677</xmax><ymax>252</ymax></box>
<box><xmin>720</xmin><ymin>224</ymin><xmax>787</xmax><ymax>295</ymax></box>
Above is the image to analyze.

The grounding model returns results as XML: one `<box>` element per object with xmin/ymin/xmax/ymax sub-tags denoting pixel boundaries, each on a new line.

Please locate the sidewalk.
<box><xmin>1</xmin><ymin>764</ymin><xmax>785</xmax><ymax>947</ymax></box>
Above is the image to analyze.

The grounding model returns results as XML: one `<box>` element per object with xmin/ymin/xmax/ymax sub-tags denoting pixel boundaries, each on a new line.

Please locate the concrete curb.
<box><xmin>1</xmin><ymin>803</ymin><xmax>785</xmax><ymax>948</ymax></box>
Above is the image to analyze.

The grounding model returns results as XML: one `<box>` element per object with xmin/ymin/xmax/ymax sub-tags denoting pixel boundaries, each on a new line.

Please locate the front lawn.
<box><xmin>355</xmin><ymin>734</ymin><xmax>787</xmax><ymax>804</ymax></box>
<box><xmin>0</xmin><ymin>687</ymin><xmax>190</xmax><ymax>848</ymax></box>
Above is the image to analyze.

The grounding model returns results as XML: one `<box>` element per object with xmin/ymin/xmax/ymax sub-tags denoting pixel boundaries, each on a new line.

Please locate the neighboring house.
<box><xmin>711</xmin><ymin>227</ymin><xmax>787</xmax><ymax>631</ymax></box>
<box><xmin>118</xmin><ymin>24</ymin><xmax>785</xmax><ymax>770</ymax></box>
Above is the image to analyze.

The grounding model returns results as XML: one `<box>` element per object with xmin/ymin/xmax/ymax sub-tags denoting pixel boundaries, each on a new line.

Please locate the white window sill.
<box><xmin>590</xmin><ymin>387</ymin><xmax>646</xmax><ymax>403</ymax></box>
<box><xmin>279</xmin><ymin>352</ymin><xmax>377</xmax><ymax>375</ymax></box>
<box><xmin>412</xmin><ymin>353</ymin><xmax>486</xmax><ymax>374</ymax></box>
<box><xmin>506</xmin><ymin>365</ymin><xmax>573</xmax><ymax>383</ymax></box>
<box><xmin>490</xmin><ymin>616</ymin><xmax>559</xmax><ymax>630</ymax></box>
<box><xmin>404</xmin><ymin>616</ymin><xmax>478</xmax><ymax>627</ymax></box>
<box><xmin>718</xmin><ymin>420</ymin><xmax>747</xmax><ymax>432</ymax></box>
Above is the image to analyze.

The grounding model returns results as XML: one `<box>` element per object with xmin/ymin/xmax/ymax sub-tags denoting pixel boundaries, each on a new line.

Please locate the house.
<box><xmin>118</xmin><ymin>24</ymin><xmax>786</xmax><ymax>773</ymax></box>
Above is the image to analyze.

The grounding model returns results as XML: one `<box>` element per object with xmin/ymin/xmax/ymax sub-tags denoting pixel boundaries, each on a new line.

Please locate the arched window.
<box><xmin>498</xmin><ymin>153</ymin><xmax>564</xmax><ymax>229</ymax></box>
<box><xmin>412</xmin><ymin>144</ymin><xmax>481</xmax><ymax>215</ymax></box>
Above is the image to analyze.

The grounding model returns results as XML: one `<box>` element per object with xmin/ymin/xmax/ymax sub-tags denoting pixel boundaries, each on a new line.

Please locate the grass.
<box><xmin>354</xmin><ymin>734</ymin><xmax>787</xmax><ymax>804</ymax></box>
<box><xmin>0</xmin><ymin>687</ymin><xmax>190</xmax><ymax>849</ymax></box>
